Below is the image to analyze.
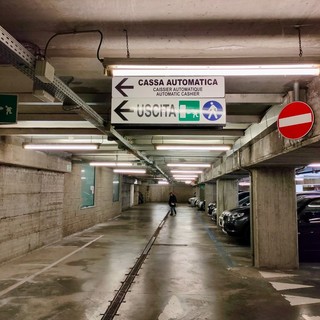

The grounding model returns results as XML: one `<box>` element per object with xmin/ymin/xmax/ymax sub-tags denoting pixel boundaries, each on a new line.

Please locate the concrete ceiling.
<box><xmin>1</xmin><ymin>0</ymin><xmax>320</xmax><ymax>183</ymax></box>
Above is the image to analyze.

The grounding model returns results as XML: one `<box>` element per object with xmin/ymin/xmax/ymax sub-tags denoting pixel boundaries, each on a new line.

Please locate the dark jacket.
<box><xmin>168</xmin><ymin>194</ymin><xmax>177</xmax><ymax>207</ymax></box>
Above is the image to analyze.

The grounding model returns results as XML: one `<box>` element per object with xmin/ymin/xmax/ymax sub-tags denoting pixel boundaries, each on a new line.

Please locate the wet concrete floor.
<box><xmin>1</xmin><ymin>203</ymin><xmax>320</xmax><ymax>319</ymax></box>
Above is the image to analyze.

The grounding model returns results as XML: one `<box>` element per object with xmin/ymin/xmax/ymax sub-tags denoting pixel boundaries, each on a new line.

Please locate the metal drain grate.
<box><xmin>154</xmin><ymin>243</ymin><xmax>188</xmax><ymax>246</ymax></box>
<box><xmin>100</xmin><ymin>212</ymin><xmax>170</xmax><ymax>320</ymax></box>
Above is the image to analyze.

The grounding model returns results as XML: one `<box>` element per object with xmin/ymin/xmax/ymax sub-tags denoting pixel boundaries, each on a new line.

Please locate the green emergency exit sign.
<box><xmin>178</xmin><ymin>100</ymin><xmax>200</xmax><ymax>121</ymax></box>
<box><xmin>0</xmin><ymin>94</ymin><xmax>18</xmax><ymax>124</ymax></box>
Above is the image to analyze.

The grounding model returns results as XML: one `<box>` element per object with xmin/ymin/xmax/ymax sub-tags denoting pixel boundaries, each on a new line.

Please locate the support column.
<box><xmin>251</xmin><ymin>167</ymin><xmax>298</xmax><ymax>269</ymax></box>
<box><xmin>216</xmin><ymin>179</ymin><xmax>238</xmax><ymax>221</ymax></box>
<box><xmin>205</xmin><ymin>183</ymin><xmax>216</xmax><ymax>204</ymax></box>
<box><xmin>204</xmin><ymin>182</ymin><xmax>217</xmax><ymax>213</ymax></box>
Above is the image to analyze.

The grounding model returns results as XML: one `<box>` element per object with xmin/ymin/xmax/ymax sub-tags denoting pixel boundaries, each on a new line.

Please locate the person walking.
<box><xmin>168</xmin><ymin>192</ymin><xmax>177</xmax><ymax>216</ymax></box>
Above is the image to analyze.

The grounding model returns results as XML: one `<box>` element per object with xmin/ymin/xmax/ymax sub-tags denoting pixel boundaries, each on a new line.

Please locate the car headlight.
<box><xmin>232</xmin><ymin>212</ymin><xmax>245</xmax><ymax>219</ymax></box>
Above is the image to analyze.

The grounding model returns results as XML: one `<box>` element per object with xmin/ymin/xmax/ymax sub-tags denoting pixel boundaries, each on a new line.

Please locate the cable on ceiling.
<box><xmin>294</xmin><ymin>25</ymin><xmax>303</xmax><ymax>58</ymax></box>
<box><xmin>43</xmin><ymin>29</ymin><xmax>104</xmax><ymax>64</ymax></box>
<box><xmin>123</xmin><ymin>29</ymin><xmax>130</xmax><ymax>58</ymax></box>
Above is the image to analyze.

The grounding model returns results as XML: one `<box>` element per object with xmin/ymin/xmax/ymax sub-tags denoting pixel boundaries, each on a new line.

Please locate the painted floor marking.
<box><xmin>158</xmin><ymin>295</ymin><xmax>184</xmax><ymax>320</ymax></box>
<box><xmin>0</xmin><ymin>235</ymin><xmax>103</xmax><ymax>298</ymax></box>
<box><xmin>259</xmin><ymin>271</ymin><xmax>297</xmax><ymax>278</ymax></box>
<box><xmin>196</xmin><ymin>212</ymin><xmax>234</xmax><ymax>268</ymax></box>
<box><xmin>270</xmin><ymin>282</ymin><xmax>314</xmax><ymax>291</ymax></box>
<box><xmin>282</xmin><ymin>294</ymin><xmax>320</xmax><ymax>306</ymax></box>
<box><xmin>302</xmin><ymin>315</ymin><xmax>320</xmax><ymax>320</ymax></box>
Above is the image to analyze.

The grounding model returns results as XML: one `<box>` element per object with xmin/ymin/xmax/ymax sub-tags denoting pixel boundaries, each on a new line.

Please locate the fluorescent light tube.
<box><xmin>171</xmin><ymin>170</ymin><xmax>202</xmax><ymax>174</ymax></box>
<box><xmin>106</xmin><ymin>63</ymin><xmax>320</xmax><ymax>77</ymax></box>
<box><xmin>156</xmin><ymin>145</ymin><xmax>230</xmax><ymax>151</ymax></box>
<box><xmin>239</xmin><ymin>182</ymin><xmax>251</xmax><ymax>186</ymax></box>
<box><xmin>23</xmin><ymin>143</ymin><xmax>99</xmax><ymax>150</ymax></box>
<box><xmin>167</xmin><ymin>163</ymin><xmax>210</xmax><ymax>168</ymax></box>
<box><xmin>308</xmin><ymin>163</ymin><xmax>320</xmax><ymax>167</ymax></box>
<box><xmin>173</xmin><ymin>175</ymin><xmax>198</xmax><ymax>178</ymax></box>
<box><xmin>113</xmin><ymin>169</ymin><xmax>146</xmax><ymax>174</ymax></box>
<box><xmin>89</xmin><ymin>162</ymin><xmax>133</xmax><ymax>167</ymax></box>
<box><xmin>158</xmin><ymin>181</ymin><xmax>169</xmax><ymax>184</ymax></box>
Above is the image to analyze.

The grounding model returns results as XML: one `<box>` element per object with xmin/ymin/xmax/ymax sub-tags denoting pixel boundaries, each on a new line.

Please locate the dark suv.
<box><xmin>223</xmin><ymin>193</ymin><xmax>320</xmax><ymax>261</ymax></box>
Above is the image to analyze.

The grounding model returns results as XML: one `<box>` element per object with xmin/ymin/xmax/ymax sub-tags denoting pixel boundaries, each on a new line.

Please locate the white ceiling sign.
<box><xmin>111</xmin><ymin>98</ymin><xmax>226</xmax><ymax>125</ymax></box>
<box><xmin>112</xmin><ymin>76</ymin><xmax>225</xmax><ymax>98</ymax></box>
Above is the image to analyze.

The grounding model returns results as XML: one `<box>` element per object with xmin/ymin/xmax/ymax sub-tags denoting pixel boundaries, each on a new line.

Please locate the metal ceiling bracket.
<box><xmin>0</xmin><ymin>26</ymin><xmax>169</xmax><ymax>180</ymax></box>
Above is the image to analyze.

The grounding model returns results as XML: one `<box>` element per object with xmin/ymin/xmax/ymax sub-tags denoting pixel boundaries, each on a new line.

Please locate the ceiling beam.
<box><xmin>225</xmin><ymin>93</ymin><xmax>283</xmax><ymax>104</ymax></box>
<box><xmin>17</xmin><ymin>113</ymin><xmax>258</xmax><ymax>123</ymax></box>
<box><xmin>0</xmin><ymin>128</ymin><xmax>102</xmax><ymax>135</ymax></box>
<box><xmin>117</xmin><ymin>128</ymin><xmax>245</xmax><ymax>136</ymax></box>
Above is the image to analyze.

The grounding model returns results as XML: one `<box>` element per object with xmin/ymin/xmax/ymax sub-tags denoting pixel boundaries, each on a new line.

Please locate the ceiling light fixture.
<box><xmin>239</xmin><ymin>182</ymin><xmax>251</xmax><ymax>186</ymax></box>
<box><xmin>104</xmin><ymin>58</ymin><xmax>320</xmax><ymax>77</ymax></box>
<box><xmin>171</xmin><ymin>170</ymin><xmax>202</xmax><ymax>174</ymax></box>
<box><xmin>23</xmin><ymin>143</ymin><xmax>100</xmax><ymax>150</ymax></box>
<box><xmin>167</xmin><ymin>163</ymin><xmax>211</xmax><ymax>168</ymax></box>
<box><xmin>158</xmin><ymin>181</ymin><xmax>169</xmax><ymax>185</ymax></box>
<box><xmin>308</xmin><ymin>163</ymin><xmax>320</xmax><ymax>167</ymax></box>
<box><xmin>156</xmin><ymin>145</ymin><xmax>230</xmax><ymax>151</ymax></box>
<box><xmin>113</xmin><ymin>169</ymin><xmax>146</xmax><ymax>174</ymax></box>
<box><xmin>173</xmin><ymin>175</ymin><xmax>198</xmax><ymax>178</ymax></box>
<box><xmin>89</xmin><ymin>162</ymin><xmax>133</xmax><ymax>167</ymax></box>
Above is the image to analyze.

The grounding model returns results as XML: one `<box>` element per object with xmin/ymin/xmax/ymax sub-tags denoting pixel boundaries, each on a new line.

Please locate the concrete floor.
<box><xmin>1</xmin><ymin>203</ymin><xmax>320</xmax><ymax>319</ymax></box>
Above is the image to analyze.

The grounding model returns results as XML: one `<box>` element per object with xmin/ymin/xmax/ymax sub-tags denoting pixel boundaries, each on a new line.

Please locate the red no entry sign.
<box><xmin>277</xmin><ymin>101</ymin><xmax>314</xmax><ymax>140</ymax></box>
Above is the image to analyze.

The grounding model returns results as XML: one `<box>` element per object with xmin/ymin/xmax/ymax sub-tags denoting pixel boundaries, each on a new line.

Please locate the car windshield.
<box><xmin>297</xmin><ymin>196</ymin><xmax>320</xmax><ymax>210</ymax></box>
<box><xmin>239</xmin><ymin>196</ymin><xmax>250</xmax><ymax>206</ymax></box>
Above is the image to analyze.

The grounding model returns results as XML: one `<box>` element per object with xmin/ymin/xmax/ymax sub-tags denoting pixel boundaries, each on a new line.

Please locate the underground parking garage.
<box><xmin>2</xmin><ymin>1</ymin><xmax>320</xmax><ymax>318</ymax></box>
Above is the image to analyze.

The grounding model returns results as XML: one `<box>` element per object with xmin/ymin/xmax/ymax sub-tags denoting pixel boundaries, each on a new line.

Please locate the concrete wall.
<box><xmin>139</xmin><ymin>184</ymin><xmax>194</xmax><ymax>203</ymax></box>
<box><xmin>121</xmin><ymin>181</ymin><xmax>131</xmax><ymax>211</ymax></box>
<box><xmin>0</xmin><ymin>137</ymin><xmax>122</xmax><ymax>263</ymax></box>
<box><xmin>0</xmin><ymin>137</ymin><xmax>194</xmax><ymax>263</ymax></box>
<box><xmin>63</xmin><ymin>165</ymin><xmax>121</xmax><ymax>236</ymax></box>
<box><xmin>0</xmin><ymin>136</ymin><xmax>70</xmax><ymax>172</ymax></box>
<box><xmin>0</xmin><ymin>165</ymin><xmax>64</xmax><ymax>262</ymax></box>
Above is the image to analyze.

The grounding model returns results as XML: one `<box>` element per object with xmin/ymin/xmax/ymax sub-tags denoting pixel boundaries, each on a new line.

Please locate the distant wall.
<box><xmin>139</xmin><ymin>184</ymin><xmax>194</xmax><ymax>203</ymax></box>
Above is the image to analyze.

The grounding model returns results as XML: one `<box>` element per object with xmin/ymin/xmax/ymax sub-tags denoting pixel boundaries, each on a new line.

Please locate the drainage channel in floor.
<box><xmin>154</xmin><ymin>243</ymin><xmax>188</xmax><ymax>246</ymax></box>
<box><xmin>100</xmin><ymin>212</ymin><xmax>170</xmax><ymax>320</ymax></box>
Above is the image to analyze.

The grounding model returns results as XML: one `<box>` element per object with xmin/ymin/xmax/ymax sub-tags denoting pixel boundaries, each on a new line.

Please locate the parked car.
<box><xmin>197</xmin><ymin>200</ymin><xmax>206</xmax><ymax>211</ymax></box>
<box><xmin>208</xmin><ymin>202</ymin><xmax>217</xmax><ymax>222</ymax></box>
<box><xmin>238</xmin><ymin>191</ymin><xmax>250</xmax><ymax>201</ymax></box>
<box><xmin>188</xmin><ymin>197</ymin><xmax>198</xmax><ymax>207</ymax></box>
<box><xmin>218</xmin><ymin>195</ymin><xmax>250</xmax><ymax>230</ymax></box>
<box><xmin>223</xmin><ymin>194</ymin><xmax>320</xmax><ymax>261</ymax></box>
<box><xmin>223</xmin><ymin>205</ymin><xmax>250</xmax><ymax>241</ymax></box>
<box><xmin>297</xmin><ymin>195</ymin><xmax>320</xmax><ymax>261</ymax></box>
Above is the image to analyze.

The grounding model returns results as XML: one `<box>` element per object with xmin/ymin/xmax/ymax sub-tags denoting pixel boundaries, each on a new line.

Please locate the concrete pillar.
<box><xmin>204</xmin><ymin>182</ymin><xmax>217</xmax><ymax>213</ymax></box>
<box><xmin>216</xmin><ymin>179</ymin><xmax>238</xmax><ymax>221</ymax></box>
<box><xmin>251</xmin><ymin>167</ymin><xmax>298</xmax><ymax>269</ymax></box>
<box><xmin>205</xmin><ymin>183</ymin><xmax>216</xmax><ymax>203</ymax></box>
